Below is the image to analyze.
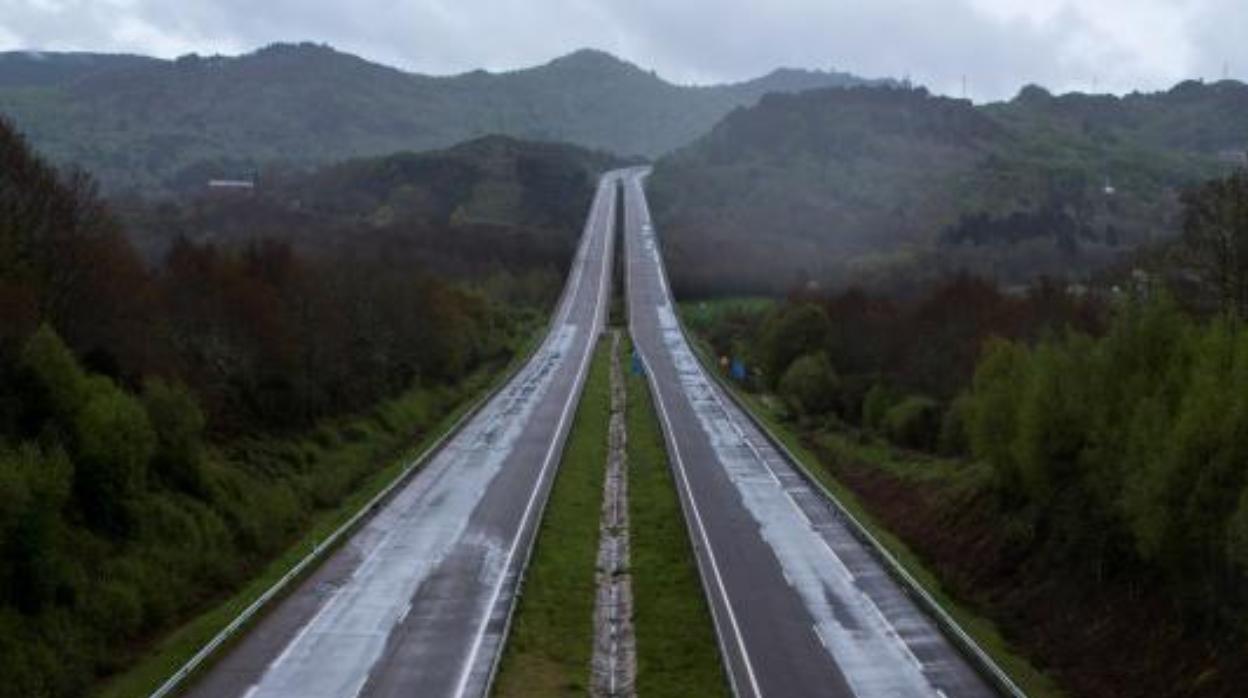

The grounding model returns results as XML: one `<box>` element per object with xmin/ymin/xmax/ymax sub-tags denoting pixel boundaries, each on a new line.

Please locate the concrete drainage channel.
<box><xmin>591</xmin><ymin>330</ymin><xmax>637</xmax><ymax>697</ymax></box>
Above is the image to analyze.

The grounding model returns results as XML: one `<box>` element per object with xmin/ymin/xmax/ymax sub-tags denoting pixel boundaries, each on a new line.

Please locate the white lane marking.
<box><xmin>451</xmin><ymin>174</ymin><xmax>617</xmax><ymax>698</ymax></box>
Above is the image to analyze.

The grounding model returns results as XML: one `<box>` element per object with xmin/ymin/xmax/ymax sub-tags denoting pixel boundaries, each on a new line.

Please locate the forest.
<box><xmin>0</xmin><ymin>117</ymin><xmax>601</xmax><ymax>695</ymax></box>
<box><xmin>685</xmin><ymin>167</ymin><xmax>1248</xmax><ymax>697</ymax></box>
<box><xmin>651</xmin><ymin>81</ymin><xmax>1248</xmax><ymax>297</ymax></box>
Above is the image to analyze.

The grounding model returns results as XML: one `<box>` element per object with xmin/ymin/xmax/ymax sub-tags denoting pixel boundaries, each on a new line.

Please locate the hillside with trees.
<box><xmin>0</xmin><ymin>43</ymin><xmax>886</xmax><ymax>193</ymax></box>
<box><xmin>0</xmin><ymin>117</ymin><xmax>607</xmax><ymax>696</ymax></box>
<box><xmin>651</xmin><ymin>81</ymin><xmax>1248</xmax><ymax>296</ymax></box>
<box><xmin>684</xmin><ymin>167</ymin><xmax>1248</xmax><ymax>697</ymax></box>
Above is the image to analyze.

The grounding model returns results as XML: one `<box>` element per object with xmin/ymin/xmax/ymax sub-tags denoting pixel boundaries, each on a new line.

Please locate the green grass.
<box><xmin>625</xmin><ymin>337</ymin><xmax>730</xmax><ymax>698</ymax></box>
<box><xmin>97</xmin><ymin>334</ymin><xmax>542</xmax><ymax>698</ymax></box>
<box><xmin>681</xmin><ymin>328</ymin><xmax>1064</xmax><ymax>698</ymax></box>
<box><xmin>492</xmin><ymin>338</ymin><xmax>612</xmax><ymax>697</ymax></box>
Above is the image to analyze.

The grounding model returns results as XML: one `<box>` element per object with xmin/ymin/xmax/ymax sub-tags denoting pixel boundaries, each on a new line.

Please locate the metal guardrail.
<box><xmin>685</xmin><ymin>335</ymin><xmax>1029</xmax><ymax>698</ymax></box>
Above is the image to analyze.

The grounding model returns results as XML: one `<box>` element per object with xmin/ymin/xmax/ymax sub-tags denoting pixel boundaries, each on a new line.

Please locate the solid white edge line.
<box><xmin>624</xmin><ymin>169</ymin><xmax>763</xmax><ymax>698</ymax></box>
<box><xmin>452</xmin><ymin>173</ymin><xmax>617</xmax><ymax>698</ymax></box>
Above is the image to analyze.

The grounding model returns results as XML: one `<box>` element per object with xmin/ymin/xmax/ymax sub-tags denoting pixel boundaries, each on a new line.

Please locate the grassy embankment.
<box><xmin>100</xmin><ymin>331</ymin><xmax>542</xmax><ymax>698</ymax></box>
<box><xmin>680</xmin><ymin>298</ymin><xmax>1063</xmax><ymax>698</ymax></box>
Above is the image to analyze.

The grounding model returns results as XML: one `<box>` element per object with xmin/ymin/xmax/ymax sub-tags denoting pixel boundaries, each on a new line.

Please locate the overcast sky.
<box><xmin>0</xmin><ymin>0</ymin><xmax>1244</xmax><ymax>101</ymax></box>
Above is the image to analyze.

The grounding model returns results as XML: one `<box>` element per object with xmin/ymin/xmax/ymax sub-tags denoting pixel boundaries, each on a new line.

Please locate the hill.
<box><xmin>0</xmin><ymin>43</ymin><xmax>884</xmax><ymax>192</ymax></box>
<box><xmin>649</xmin><ymin>82</ymin><xmax>1248</xmax><ymax>296</ymax></box>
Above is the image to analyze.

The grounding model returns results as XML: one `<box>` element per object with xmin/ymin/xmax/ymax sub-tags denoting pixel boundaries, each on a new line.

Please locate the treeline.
<box><xmin>0</xmin><ymin>118</ymin><xmax>568</xmax><ymax>695</ymax></box>
<box><xmin>962</xmin><ymin>299</ymin><xmax>1248</xmax><ymax>615</ymax></box>
<box><xmin>692</xmin><ymin>276</ymin><xmax>1101</xmax><ymax>450</ymax></box>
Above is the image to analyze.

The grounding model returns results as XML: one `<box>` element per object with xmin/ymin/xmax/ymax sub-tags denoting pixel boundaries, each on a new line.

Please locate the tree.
<box><xmin>757</xmin><ymin>303</ymin><xmax>833</xmax><ymax>388</ymax></box>
<box><xmin>966</xmin><ymin>338</ymin><xmax>1029</xmax><ymax>495</ymax></box>
<box><xmin>74</xmin><ymin>381</ymin><xmax>156</xmax><ymax>535</ymax></box>
<box><xmin>142</xmin><ymin>379</ymin><xmax>207</xmax><ymax>495</ymax></box>
<box><xmin>1181</xmin><ymin>168</ymin><xmax>1248</xmax><ymax>318</ymax></box>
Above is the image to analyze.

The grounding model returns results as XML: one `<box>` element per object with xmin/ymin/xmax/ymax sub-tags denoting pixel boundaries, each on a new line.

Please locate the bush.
<box><xmin>938</xmin><ymin>394</ymin><xmax>971</xmax><ymax>456</ymax></box>
<box><xmin>778</xmin><ymin>353</ymin><xmax>839</xmax><ymax>416</ymax></box>
<box><xmin>882</xmin><ymin>395</ymin><xmax>942</xmax><ymax>451</ymax></box>
<box><xmin>861</xmin><ymin>382</ymin><xmax>898</xmax><ymax>431</ymax></box>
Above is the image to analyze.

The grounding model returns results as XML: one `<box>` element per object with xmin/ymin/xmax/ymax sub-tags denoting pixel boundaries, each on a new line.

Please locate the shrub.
<box><xmin>882</xmin><ymin>395</ymin><xmax>942</xmax><ymax>451</ymax></box>
<box><xmin>861</xmin><ymin>382</ymin><xmax>897</xmax><ymax>431</ymax></box>
<box><xmin>938</xmin><ymin>394</ymin><xmax>972</xmax><ymax>456</ymax></box>
<box><xmin>778</xmin><ymin>353</ymin><xmax>839</xmax><ymax>416</ymax></box>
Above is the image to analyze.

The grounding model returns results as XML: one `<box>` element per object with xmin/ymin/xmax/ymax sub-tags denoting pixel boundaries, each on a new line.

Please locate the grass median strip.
<box><xmin>625</xmin><ymin>337</ymin><xmax>730</xmax><ymax>698</ymax></box>
<box><xmin>493</xmin><ymin>336</ymin><xmax>611</xmax><ymax>697</ymax></box>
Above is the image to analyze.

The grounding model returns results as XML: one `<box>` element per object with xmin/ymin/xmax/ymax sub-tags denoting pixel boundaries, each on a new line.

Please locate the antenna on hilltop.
<box><xmin>961</xmin><ymin>74</ymin><xmax>967</xmax><ymax>100</ymax></box>
<box><xmin>1224</xmin><ymin>61</ymin><xmax>1231</xmax><ymax>81</ymax></box>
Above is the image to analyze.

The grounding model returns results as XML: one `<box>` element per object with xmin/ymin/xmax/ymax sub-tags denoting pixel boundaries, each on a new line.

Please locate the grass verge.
<box><xmin>492</xmin><ymin>337</ymin><xmax>612</xmax><ymax>697</ymax></box>
<box><xmin>682</xmin><ymin>329</ymin><xmax>1063</xmax><ymax>698</ymax></box>
<box><xmin>624</xmin><ymin>336</ymin><xmax>730</xmax><ymax>698</ymax></box>
<box><xmin>98</xmin><ymin>332</ymin><xmax>542</xmax><ymax>698</ymax></box>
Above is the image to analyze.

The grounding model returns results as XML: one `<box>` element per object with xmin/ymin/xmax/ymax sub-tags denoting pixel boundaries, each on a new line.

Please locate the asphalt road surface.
<box><xmin>184</xmin><ymin>170</ymin><xmax>621</xmax><ymax>698</ymax></box>
<box><xmin>622</xmin><ymin>167</ymin><xmax>999</xmax><ymax>698</ymax></box>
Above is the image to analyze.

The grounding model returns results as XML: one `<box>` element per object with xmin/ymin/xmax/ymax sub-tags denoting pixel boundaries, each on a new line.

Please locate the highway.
<box><xmin>622</xmin><ymin>167</ymin><xmax>999</xmax><ymax>698</ymax></box>
<box><xmin>184</xmin><ymin>170</ymin><xmax>621</xmax><ymax>698</ymax></box>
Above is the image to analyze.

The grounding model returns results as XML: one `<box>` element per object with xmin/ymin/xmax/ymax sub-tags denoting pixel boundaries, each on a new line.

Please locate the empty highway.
<box><xmin>622</xmin><ymin>167</ymin><xmax>999</xmax><ymax>698</ymax></box>
<box><xmin>183</xmin><ymin>171</ymin><xmax>620</xmax><ymax>698</ymax></box>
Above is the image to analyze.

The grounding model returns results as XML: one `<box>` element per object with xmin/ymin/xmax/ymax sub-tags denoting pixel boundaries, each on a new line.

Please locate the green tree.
<box><xmin>74</xmin><ymin>381</ymin><xmax>156</xmax><ymax>534</ymax></box>
<box><xmin>142</xmin><ymin>379</ymin><xmax>207</xmax><ymax>495</ymax></box>
<box><xmin>966</xmin><ymin>338</ymin><xmax>1029</xmax><ymax>495</ymax></box>
<box><xmin>19</xmin><ymin>325</ymin><xmax>88</xmax><ymax>426</ymax></box>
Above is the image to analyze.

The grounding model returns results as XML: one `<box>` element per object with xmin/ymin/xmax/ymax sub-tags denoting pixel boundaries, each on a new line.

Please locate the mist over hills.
<box><xmin>0</xmin><ymin>42</ymin><xmax>886</xmax><ymax>192</ymax></box>
<box><xmin>649</xmin><ymin>80</ymin><xmax>1248</xmax><ymax>296</ymax></box>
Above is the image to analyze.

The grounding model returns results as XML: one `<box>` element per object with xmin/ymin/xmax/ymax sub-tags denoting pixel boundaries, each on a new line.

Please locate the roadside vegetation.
<box><xmin>492</xmin><ymin>339</ymin><xmax>611</xmax><ymax>697</ymax></box>
<box><xmin>624</xmin><ymin>338</ymin><xmax>729</xmax><ymax>697</ymax></box>
<box><xmin>681</xmin><ymin>168</ymin><xmax>1248</xmax><ymax>698</ymax></box>
<box><xmin>0</xmin><ymin>117</ymin><xmax>595</xmax><ymax>697</ymax></box>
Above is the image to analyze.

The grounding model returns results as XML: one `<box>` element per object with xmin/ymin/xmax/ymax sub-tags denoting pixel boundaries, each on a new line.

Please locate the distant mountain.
<box><xmin>0</xmin><ymin>50</ymin><xmax>159</xmax><ymax>88</ymax></box>
<box><xmin>0</xmin><ymin>42</ymin><xmax>886</xmax><ymax>192</ymax></box>
<box><xmin>649</xmin><ymin>81</ymin><xmax>1248</xmax><ymax>296</ymax></box>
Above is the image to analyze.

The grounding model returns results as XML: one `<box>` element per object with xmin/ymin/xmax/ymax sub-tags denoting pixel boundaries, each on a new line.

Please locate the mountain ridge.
<box><xmin>0</xmin><ymin>42</ymin><xmax>890</xmax><ymax>191</ymax></box>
